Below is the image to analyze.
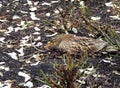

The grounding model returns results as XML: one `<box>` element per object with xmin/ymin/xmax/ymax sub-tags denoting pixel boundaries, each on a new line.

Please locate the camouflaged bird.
<box><xmin>44</xmin><ymin>34</ymin><xmax>108</xmax><ymax>54</ymax></box>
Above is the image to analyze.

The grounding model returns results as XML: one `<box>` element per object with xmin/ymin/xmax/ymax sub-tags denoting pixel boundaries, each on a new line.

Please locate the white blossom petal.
<box><xmin>29</xmin><ymin>7</ymin><xmax>37</xmax><ymax>11</ymax></box>
<box><xmin>46</xmin><ymin>13</ymin><xmax>51</xmax><ymax>17</ymax></box>
<box><xmin>18</xmin><ymin>71</ymin><xmax>31</xmax><ymax>82</ymax></box>
<box><xmin>8</xmin><ymin>52</ymin><xmax>18</xmax><ymax>60</ymax></box>
<box><xmin>91</xmin><ymin>16</ymin><xmax>101</xmax><ymax>20</ymax></box>
<box><xmin>24</xmin><ymin>81</ymin><xmax>33</xmax><ymax>88</ymax></box>
<box><xmin>109</xmin><ymin>15</ymin><xmax>120</xmax><ymax>20</ymax></box>
<box><xmin>39</xmin><ymin>85</ymin><xmax>51</xmax><ymax>88</ymax></box>
<box><xmin>13</xmin><ymin>15</ymin><xmax>21</xmax><ymax>19</ymax></box>
<box><xmin>30</xmin><ymin>12</ymin><xmax>40</xmax><ymax>20</ymax></box>
<box><xmin>34</xmin><ymin>27</ymin><xmax>41</xmax><ymax>31</ymax></box>
<box><xmin>42</xmin><ymin>2</ymin><xmax>51</xmax><ymax>6</ymax></box>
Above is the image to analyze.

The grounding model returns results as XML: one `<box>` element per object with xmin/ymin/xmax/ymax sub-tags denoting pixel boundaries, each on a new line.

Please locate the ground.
<box><xmin>0</xmin><ymin>0</ymin><xmax>120</xmax><ymax>88</ymax></box>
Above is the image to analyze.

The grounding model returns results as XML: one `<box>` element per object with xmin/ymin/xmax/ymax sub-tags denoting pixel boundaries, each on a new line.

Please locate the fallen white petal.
<box><xmin>32</xmin><ymin>54</ymin><xmax>39</xmax><ymax>58</ymax></box>
<box><xmin>20</xmin><ymin>40</ymin><xmax>28</xmax><ymax>45</ymax></box>
<box><xmin>35</xmin><ymin>36</ymin><xmax>41</xmax><ymax>40</ymax></box>
<box><xmin>16</xmin><ymin>47</ymin><xmax>24</xmax><ymax>56</ymax></box>
<box><xmin>0</xmin><ymin>37</ymin><xmax>5</xmax><ymax>42</ymax></box>
<box><xmin>88</xmin><ymin>33</ymin><xmax>94</xmax><ymax>37</ymax></box>
<box><xmin>0</xmin><ymin>3</ymin><xmax>2</xmax><ymax>7</ymax></box>
<box><xmin>33</xmin><ymin>32</ymin><xmax>40</xmax><ymax>35</ymax></box>
<box><xmin>0</xmin><ymin>19</ymin><xmax>7</xmax><ymax>22</ymax></box>
<box><xmin>27</xmin><ymin>0</ymin><xmax>32</xmax><ymax>5</ymax></box>
<box><xmin>105</xmin><ymin>2</ymin><xmax>114</xmax><ymax>7</ymax></box>
<box><xmin>46</xmin><ymin>32</ymin><xmax>57</xmax><ymax>37</ymax></box>
<box><xmin>102</xmin><ymin>59</ymin><xmax>111</xmax><ymax>63</ymax></box>
<box><xmin>34</xmin><ymin>27</ymin><xmax>41</xmax><ymax>31</ymax></box>
<box><xmin>42</xmin><ymin>2</ymin><xmax>51</xmax><ymax>6</ymax></box>
<box><xmin>24</xmin><ymin>81</ymin><xmax>33</xmax><ymax>88</ymax></box>
<box><xmin>0</xmin><ymin>80</ymin><xmax>12</xmax><ymax>88</ymax></box>
<box><xmin>113</xmin><ymin>71</ymin><xmax>120</xmax><ymax>75</ymax></box>
<box><xmin>91</xmin><ymin>16</ymin><xmax>101</xmax><ymax>20</ymax></box>
<box><xmin>86</xmin><ymin>66</ymin><xmax>94</xmax><ymax>71</ymax></box>
<box><xmin>34</xmin><ymin>1</ymin><xmax>39</xmax><ymax>6</ymax></box>
<box><xmin>30</xmin><ymin>12</ymin><xmax>40</xmax><ymax>20</ymax></box>
<box><xmin>109</xmin><ymin>15</ymin><xmax>120</xmax><ymax>20</ymax></box>
<box><xmin>71</xmin><ymin>0</ymin><xmax>74</xmax><ymax>2</ymax></box>
<box><xmin>0</xmin><ymin>82</ymin><xmax>3</xmax><ymax>87</ymax></box>
<box><xmin>107</xmin><ymin>9</ymin><xmax>111</xmax><ymax>12</ymax></box>
<box><xmin>15</xmin><ymin>0</ymin><xmax>19</xmax><ymax>1</ymax></box>
<box><xmin>79</xmin><ymin>69</ymin><xmax>85</xmax><ymax>73</ymax></box>
<box><xmin>7</xmin><ymin>44</ymin><xmax>14</xmax><ymax>48</ymax></box>
<box><xmin>35</xmin><ymin>42</ymin><xmax>43</xmax><ymax>46</ymax></box>
<box><xmin>30</xmin><ymin>61</ymin><xmax>39</xmax><ymax>66</ymax></box>
<box><xmin>46</xmin><ymin>13</ymin><xmax>51</xmax><ymax>17</ymax></box>
<box><xmin>5</xmin><ymin>26</ymin><xmax>14</xmax><ymax>34</ymax></box>
<box><xmin>18</xmin><ymin>71</ymin><xmax>31</xmax><ymax>82</ymax></box>
<box><xmin>24</xmin><ymin>43</ymin><xmax>32</xmax><ymax>47</ymax></box>
<box><xmin>72</xmin><ymin>27</ymin><xmax>78</xmax><ymax>33</ymax></box>
<box><xmin>93</xmin><ymin>73</ymin><xmax>101</xmax><ymax>77</ymax></box>
<box><xmin>14</xmin><ymin>27</ymin><xmax>23</xmax><ymax>32</ymax></box>
<box><xmin>0</xmin><ymin>62</ymin><xmax>5</xmax><ymax>65</ymax></box>
<box><xmin>32</xmin><ymin>53</ymin><xmax>41</xmax><ymax>61</ymax></box>
<box><xmin>8</xmin><ymin>26</ymin><xmax>14</xmax><ymax>31</ymax></box>
<box><xmin>8</xmin><ymin>52</ymin><xmax>18</xmax><ymax>60</ymax></box>
<box><xmin>79</xmin><ymin>1</ymin><xmax>85</xmax><ymax>7</ymax></box>
<box><xmin>54</xmin><ymin>9</ymin><xmax>59</xmax><ymax>14</ymax></box>
<box><xmin>39</xmin><ymin>85</ymin><xmax>51</xmax><ymax>88</ymax></box>
<box><xmin>0</xmin><ymin>72</ymin><xmax>3</xmax><ymax>77</ymax></box>
<box><xmin>30</xmin><ymin>12</ymin><xmax>37</xmax><ymax>16</ymax></box>
<box><xmin>20</xmin><ymin>21</ymin><xmax>26</xmax><ymax>26</ymax></box>
<box><xmin>22</xmin><ymin>36</ymin><xmax>30</xmax><ymax>40</ymax></box>
<box><xmin>36</xmin><ymin>23</ymin><xmax>40</xmax><ymax>26</ymax></box>
<box><xmin>12</xmin><ymin>15</ymin><xmax>21</xmax><ymax>19</ymax></box>
<box><xmin>0</xmin><ymin>66</ymin><xmax>9</xmax><ymax>71</ymax></box>
<box><xmin>84</xmin><ymin>70</ymin><xmax>92</xmax><ymax>75</ymax></box>
<box><xmin>21</xmin><ymin>10</ymin><xmax>28</xmax><ymax>13</ymax></box>
<box><xmin>51</xmin><ymin>1</ymin><xmax>59</xmax><ymax>4</ymax></box>
<box><xmin>76</xmin><ymin>79</ymin><xmax>85</xmax><ymax>84</ymax></box>
<box><xmin>29</xmin><ymin>7</ymin><xmax>37</xmax><ymax>11</ymax></box>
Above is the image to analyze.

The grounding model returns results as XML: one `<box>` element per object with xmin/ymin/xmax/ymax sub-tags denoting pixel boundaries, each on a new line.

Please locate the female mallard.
<box><xmin>44</xmin><ymin>34</ymin><xmax>108</xmax><ymax>54</ymax></box>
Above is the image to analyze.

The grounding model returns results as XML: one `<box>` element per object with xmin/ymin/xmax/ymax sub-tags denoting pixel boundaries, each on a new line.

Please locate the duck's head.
<box><xmin>44</xmin><ymin>34</ymin><xmax>65</xmax><ymax>49</ymax></box>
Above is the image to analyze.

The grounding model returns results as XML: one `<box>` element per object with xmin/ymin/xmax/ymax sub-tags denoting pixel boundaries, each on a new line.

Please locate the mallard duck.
<box><xmin>44</xmin><ymin>34</ymin><xmax>108</xmax><ymax>54</ymax></box>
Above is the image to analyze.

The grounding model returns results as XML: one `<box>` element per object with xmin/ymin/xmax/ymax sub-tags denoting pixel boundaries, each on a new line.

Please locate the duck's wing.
<box><xmin>58</xmin><ymin>38</ymin><xmax>85</xmax><ymax>53</ymax></box>
<box><xmin>75</xmin><ymin>37</ymin><xmax>108</xmax><ymax>52</ymax></box>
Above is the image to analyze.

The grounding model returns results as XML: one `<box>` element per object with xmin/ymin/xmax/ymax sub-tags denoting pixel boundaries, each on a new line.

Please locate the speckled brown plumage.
<box><xmin>44</xmin><ymin>34</ymin><xmax>108</xmax><ymax>54</ymax></box>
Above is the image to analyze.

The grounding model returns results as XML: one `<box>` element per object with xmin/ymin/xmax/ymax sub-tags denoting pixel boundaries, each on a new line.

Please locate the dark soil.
<box><xmin>0</xmin><ymin>0</ymin><xmax>120</xmax><ymax>88</ymax></box>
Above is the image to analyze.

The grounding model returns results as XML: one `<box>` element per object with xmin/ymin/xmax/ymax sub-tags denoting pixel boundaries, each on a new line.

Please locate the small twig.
<box><xmin>46</xmin><ymin>32</ymin><xmax>58</xmax><ymax>37</ymax></box>
<box><xmin>30</xmin><ymin>34</ymin><xmax>47</xmax><ymax>53</ymax></box>
<box><xmin>81</xmin><ymin>16</ymin><xmax>99</xmax><ymax>32</ymax></box>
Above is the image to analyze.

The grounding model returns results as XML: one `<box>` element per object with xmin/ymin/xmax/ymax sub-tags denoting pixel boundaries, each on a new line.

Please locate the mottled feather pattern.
<box><xmin>44</xmin><ymin>34</ymin><xmax>108</xmax><ymax>54</ymax></box>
